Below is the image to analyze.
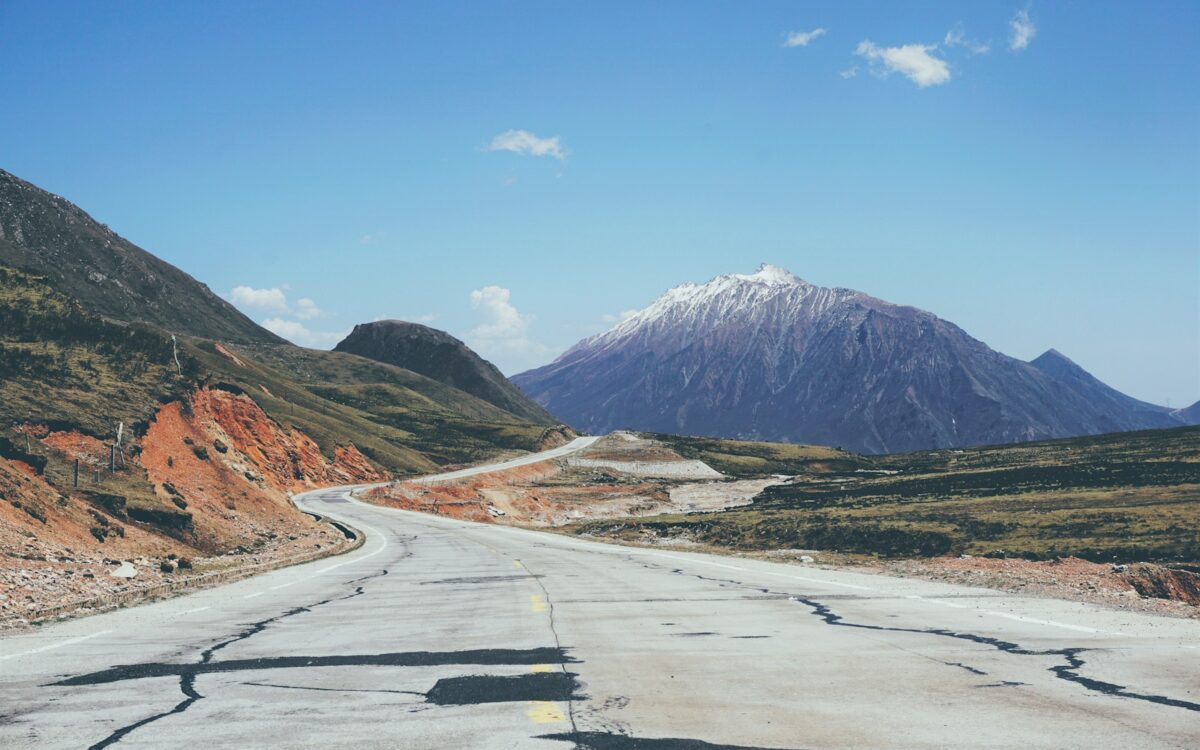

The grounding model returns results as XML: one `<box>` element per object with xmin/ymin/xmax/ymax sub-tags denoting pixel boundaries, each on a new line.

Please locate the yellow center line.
<box><xmin>530</xmin><ymin>594</ymin><xmax>548</xmax><ymax>613</ymax></box>
<box><xmin>526</xmin><ymin>701</ymin><xmax>566</xmax><ymax>724</ymax></box>
<box><xmin>530</xmin><ymin>663</ymin><xmax>553</xmax><ymax>673</ymax></box>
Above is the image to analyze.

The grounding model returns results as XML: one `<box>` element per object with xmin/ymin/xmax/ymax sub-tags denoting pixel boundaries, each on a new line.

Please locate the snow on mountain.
<box><xmin>514</xmin><ymin>264</ymin><xmax>1184</xmax><ymax>453</ymax></box>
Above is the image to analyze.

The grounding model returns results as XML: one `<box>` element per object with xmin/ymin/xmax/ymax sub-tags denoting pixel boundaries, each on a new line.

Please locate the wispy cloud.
<box><xmin>840</xmin><ymin>66</ymin><xmax>859</xmax><ymax>79</ymax></box>
<box><xmin>1009</xmin><ymin>8</ymin><xmax>1036</xmax><ymax>52</ymax></box>
<box><xmin>944</xmin><ymin>27</ymin><xmax>990</xmax><ymax>55</ymax></box>
<box><xmin>855</xmin><ymin>40</ymin><xmax>951</xmax><ymax>88</ymax></box>
<box><xmin>359</xmin><ymin>231</ymin><xmax>385</xmax><ymax>245</ymax></box>
<box><xmin>487</xmin><ymin>129</ymin><xmax>566</xmax><ymax>159</ymax></box>
<box><xmin>601</xmin><ymin>309</ymin><xmax>639</xmax><ymax>324</ymax></box>
<box><xmin>228</xmin><ymin>286</ymin><xmax>324</xmax><ymax>319</ymax></box>
<box><xmin>229</xmin><ymin>285</ymin><xmax>336</xmax><ymax>346</ymax></box>
<box><xmin>783</xmin><ymin>28</ymin><xmax>826</xmax><ymax>48</ymax></box>
<box><xmin>229</xmin><ymin>285</ymin><xmax>289</xmax><ymax>314</ymax></box>
<box><xmin>262</xmin><ymin>319</ymin><xmax>346</xmax><ymax>349</ymax></box>
<box><xmin>293</xmin><ymin>298</ymin><xmax>322</xmax><ymax>320</ymax></box>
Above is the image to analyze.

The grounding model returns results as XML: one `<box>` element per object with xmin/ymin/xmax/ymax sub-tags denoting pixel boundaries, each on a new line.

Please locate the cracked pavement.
<box><xmin>2</xmin><ymin>468</ymin><xmax>1198</xmax><ymax>748</ymax></box>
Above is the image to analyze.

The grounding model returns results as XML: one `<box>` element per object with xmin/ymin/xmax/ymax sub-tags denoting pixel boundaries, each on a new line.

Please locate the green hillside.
<box><xmin>573</xmin><ymin>427</ymin><xmax>1200</xmax><ymax>562</ymax></box>
<box><xmin>0</xmin><ymin>263</ymin><xmax>566</xmax><ymax>476</ymax></box>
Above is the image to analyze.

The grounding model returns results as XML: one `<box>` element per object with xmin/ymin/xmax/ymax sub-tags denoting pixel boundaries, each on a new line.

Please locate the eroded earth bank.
<box><xmin>0</xmin><ymin>387</ymin><xmax>382</xmax><ymax>628</ymax></box>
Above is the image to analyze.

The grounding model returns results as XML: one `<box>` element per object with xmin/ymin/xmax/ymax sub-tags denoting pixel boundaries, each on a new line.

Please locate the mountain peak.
<box><xmin>1035</xmin><ymin>348</ymin><xmax>1072</xmax><ymax>363</ymax></box>
<box><xmin>731</xmin><ymin>263</ymin><xmax>807</xmax><ymax>286</ymax></box>
<box><xmin>1031</xmin><ymin>348</ymin><xmax>1087</xmax><ymax>377</ymax></box>
<box><xmin>334</xmin><ymin>320</ymin><xmax>557</xmax><ymax>425</ymax></box>
<box><xmin>515</xmin><ymin>271</ymin><xmax>1184</xmax><ymax>453</ymax></box>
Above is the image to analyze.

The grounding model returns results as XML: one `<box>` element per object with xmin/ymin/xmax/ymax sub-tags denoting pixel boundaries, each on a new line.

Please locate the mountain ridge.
<box><xmin>0</xmin><ymin>168</ymin><xmax>282</xmax><ymax>344</ymax></box>
<box><xmin>514</xmin><ymin>264</ymin><xmax>1184</xmax><ymax>453</ymax></box>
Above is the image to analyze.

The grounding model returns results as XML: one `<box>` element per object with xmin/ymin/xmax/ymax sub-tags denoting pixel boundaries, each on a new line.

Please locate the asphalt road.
<box><xmin>2</xmin><ymin>443</ymin><xmax>1198</xmax><ymax>749</ymax></box>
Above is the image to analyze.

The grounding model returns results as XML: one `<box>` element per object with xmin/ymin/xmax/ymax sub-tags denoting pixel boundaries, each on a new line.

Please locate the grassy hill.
<box><xmin>0</xmin><ymin>166</ymin><xmax>570</xmax><ymax>479</ymax></box>
<box><xmin>0</xmin><ymin>265</ymin><xmax>566</xmax><ymax>476</ymax></box>
<box><xmin>573</xmin><ymin>427</ymin><xmax>1200</xmax><ymax>562</ymax></box>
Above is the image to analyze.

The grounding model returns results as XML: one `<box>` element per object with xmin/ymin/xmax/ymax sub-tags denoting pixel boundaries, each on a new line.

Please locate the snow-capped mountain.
<box><xmin>513</xmin><ymin>264</ymin><xmax>1184</xmax><ymax>453</ymax></box>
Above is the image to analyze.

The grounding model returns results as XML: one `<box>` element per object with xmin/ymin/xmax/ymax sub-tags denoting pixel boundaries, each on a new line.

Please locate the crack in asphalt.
<box><xmin>540</xmin><ymin>731</ymin><xmax>811</xmax><ymax>750</ymax></box>
<box><xmin>76</xmin><ymin>531</ymin><xmax>410</xmax><ymax>749</ymax></box>
<box><xmin>792</xmin><ymin>593</ymin><xmax>1200</xmax><ymax>712</ymax></box>
<box><xmin>419</xmin><ymin>574</ymin><xmax>541</xmax><ymax>586</ymax></box>
<box><xmin>242</xmin><ymin>681</ymin><xmax>427</xmax><ymax>697</ymax></box>
<box><xmin>945</xmin><ymin>661</ymin><xmax>988</xmax><ymax>676</ymax></box>
<box><xmin>644</xmin><ymin>562</ymin><xmax>1200</xmax><ymax>714</ymax></box>
<box><xmin>56</xmin><ymin>647</ymin><xmax>578</xmax><ymax>687</ymax></box>
<box><xmin>83</xmin><ymin>601</ymin><xmax>316</xmax><ymax>749</ymax></box>
<box><xmin>514</xmin><ymin>557</ymin><xmax>586</xmax><ymax>746</ymax></box>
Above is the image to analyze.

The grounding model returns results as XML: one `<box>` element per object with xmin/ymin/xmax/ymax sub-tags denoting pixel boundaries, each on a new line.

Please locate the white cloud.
<box><xmin>470</xmin><ymin>286</ymin><xmax>530</xmax><ymax>340</ymax></box>
<box><xmin>601</xmin><ymin>309</ymin><xmax>639</xmax><ymax>324</ymax></box>
<box><xmin>467</xmin><ymin>285</ymin><xmax>548</xmax><ymax>372</ymax></box>
<box><xmin>262</xmin><ymin>318</ymin><xmax>346</xmax><ymax>349</ymax></box>
<box><xmin>944</xmin><ymin>28</ymin><xmax>990</xmax><ymax>55</ymax></box>
<box><xmin>229</xmin><ymin>286</ymin><xmax>289</xmax><ymax>314</ymax></box>
<box><xmin>840</xmin><ymin>65</ymin><xmax>859</xmax><ymax>79</ymax></box>
<box><xmin>1009</xmin><ymin>9</ymin><xmax>1036</xmax><ymax>52</ymax></box>
<box><xmin>783</xmin><ymin>28</ymin><xmax>826</xmax><ymax>48</ymax></box>
<box><xmin>230</xmin><ymin>285</ymin><xmax>334</xmax><ymax>342</ymax></box>
<box><xmin>359</xmin><ymin>231</ymin><xmax>385</xmax><ymax>245</ymax></box>
<box><xmin>487</xmin><ymin>129</ymin><xmax>566</xmax><ymax>159</ymax></box>
<box><xmin>855</xmin><ymin>40</ymin><xmax>951</xmax><ymax>88</ymax></box>
<box><xmin>293</xmin><ymin>298</ymin><xmax>322</xmax><ymax>320</ymax></box>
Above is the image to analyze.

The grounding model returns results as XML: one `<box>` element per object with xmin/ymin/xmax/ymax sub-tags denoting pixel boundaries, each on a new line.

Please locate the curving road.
<box><xmin>2</xmin><ymin>440</ymin><xmax>1198</xmax><ymax>749</ymax></box>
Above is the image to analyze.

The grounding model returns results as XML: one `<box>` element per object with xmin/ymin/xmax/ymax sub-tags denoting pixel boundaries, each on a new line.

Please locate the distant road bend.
<box><xmin>2</xmin><ymin>437</ymin><xmax>1197</xmax><ymax>749</ymax></box>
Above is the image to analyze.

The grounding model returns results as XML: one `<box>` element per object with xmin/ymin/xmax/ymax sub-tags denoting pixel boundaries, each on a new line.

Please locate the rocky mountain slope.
<box><xmin>0</xmin><ymin>169</ymin><xmax>570</xmax><ymax>622</ymax></box>
<box><xmin>514</xmin><ymin>264</ymin><xmax>1184</xmax><ymax>453</ymax></box>
<box><xmin>334</xmin><ymin>320</ymin><xmax>558</xmax><ymax>424</ymax></box>
<box><xmin>0</xmin><ymin>168</ymin><xmax>281</xmax><ymax>344</ymax></box>
<box><xmin>1171</xmin><ymin>400</ymin><xmax>1200</xmax><ymax>426</ymax></box>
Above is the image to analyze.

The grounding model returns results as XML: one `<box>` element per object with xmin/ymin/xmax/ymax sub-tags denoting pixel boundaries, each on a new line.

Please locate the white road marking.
<box><xmin>0</xmin><ymin>630</ymin><xmax>113</xmax><ymax>661</ymax></box>
<box><xmin>979</xmin><ymin>609</ymin><xmax>1126</xmax><ymax>636</ymax></box>
<box><xmin>907</xmin><ymin>595</ymin><xmax>1128</xmax><ymax>636</ymax></box>
<box><xmin>642</xmin><ymin>550</ymin><xmax>877</xmax><ymax>591</ymax></box>
<box><xmin>174</xmin><ymin>606</ymin><xmax>211</xmax><ymax>616</ymax></box>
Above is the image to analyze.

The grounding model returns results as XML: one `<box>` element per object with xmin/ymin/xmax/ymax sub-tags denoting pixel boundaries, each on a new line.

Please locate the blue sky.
<box><xmin>1</xmin><ymin>1</ymin><xmax>1197</xmax><ymax>405</ymax></box>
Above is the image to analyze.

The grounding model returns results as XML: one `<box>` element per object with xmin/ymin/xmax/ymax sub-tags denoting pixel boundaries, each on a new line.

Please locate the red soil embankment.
<box><xmin>1</xmin><ymin>386</ymin><xmax>386</xmax><ymax>626</ymax></box>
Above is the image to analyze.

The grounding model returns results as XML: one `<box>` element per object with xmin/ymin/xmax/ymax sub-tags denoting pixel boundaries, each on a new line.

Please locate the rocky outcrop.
<box><xmin>140</xmin><ymin>388</ymin><xmax>385</xmax><ymax>524</ymax></box>
<box><xmin>335</xmin><ymin>320</ymin><xmax>558</xmax><ymax>424</ymax></box>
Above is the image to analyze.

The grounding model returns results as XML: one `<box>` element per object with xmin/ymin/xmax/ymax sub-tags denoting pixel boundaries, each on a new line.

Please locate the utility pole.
<box><xmin>74</xmin><ymin>459</ymin><xmax>79</xmax><ymax>488</ymax></box>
